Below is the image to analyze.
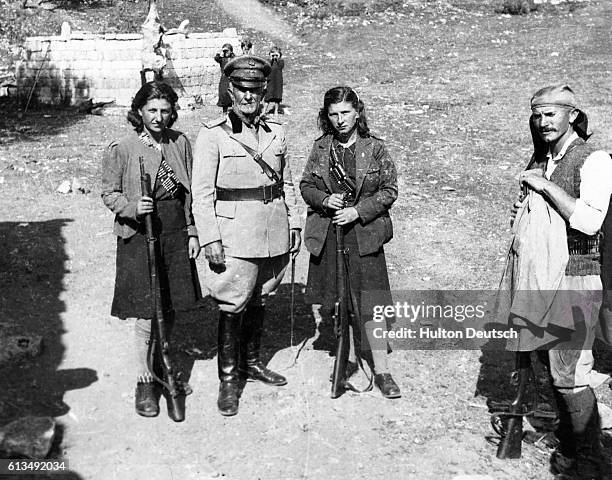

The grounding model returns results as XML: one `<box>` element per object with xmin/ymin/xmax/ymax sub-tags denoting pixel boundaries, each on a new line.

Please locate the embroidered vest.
<box><xmin>547</xmin><ymin>138</ymin><xmax>600</xmax><ymax>276</ymax></box>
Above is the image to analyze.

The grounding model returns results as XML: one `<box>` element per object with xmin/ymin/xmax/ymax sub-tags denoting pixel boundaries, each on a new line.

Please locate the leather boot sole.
<box><xmin>247</xmin><ymin>374</ymin><xmax>287</xmax><ymax>386</ymax></box>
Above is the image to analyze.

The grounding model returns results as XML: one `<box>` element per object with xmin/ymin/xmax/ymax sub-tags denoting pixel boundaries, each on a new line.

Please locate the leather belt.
<box><xmin>215</xmin><ymin>182</ymin><xmax>284</xmax><ymax>204</ymax></box>
<box><xmin>567</xmin><ymin>235</ymin><xmax>600</xmax><ymax>255</ymax></box>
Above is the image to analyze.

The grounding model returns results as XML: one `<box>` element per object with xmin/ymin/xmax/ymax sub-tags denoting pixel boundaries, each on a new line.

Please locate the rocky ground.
<box><xmin>1</xmin><ymin>0</ymin><xmax>612</xmax><ymax>479</ymax></box>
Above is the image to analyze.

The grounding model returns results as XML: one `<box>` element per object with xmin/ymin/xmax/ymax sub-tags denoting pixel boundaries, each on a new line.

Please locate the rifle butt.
<box><xmin>165</xmin><ymin>380</ymin><xmax>186</xmax><ymax>422</ymax></box>
<box><xmin>330</xmin><ymin>302</ymin><xmax>349</xmax><ymax>399</ymax></box>
<box><xmin>330</xmin><ymin>332</ymin><xmax>348</xmax><ymax>398</ymax></box>
<box><xmin>330</xmin><ymin>356</ymin><xmax>346</xmax><ymax>399</ymax></box>
<box><xmin>496</xmin><ymin>414</ymin><xmax>523</xmax><ymax>459</ymax></box>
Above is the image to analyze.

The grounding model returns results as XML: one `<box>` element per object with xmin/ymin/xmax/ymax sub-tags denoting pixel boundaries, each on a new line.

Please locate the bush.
<box><xmin>497</xmin><ymin>0</ymin><xmax>537</xmax><ymax>15</ymax></box>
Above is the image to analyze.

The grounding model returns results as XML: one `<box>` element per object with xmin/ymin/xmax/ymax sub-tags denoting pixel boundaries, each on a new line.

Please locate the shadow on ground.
<box><xmin>0</xmin><ymin>220</ymin><xmax>97</xmax><ymax>478</ymax></box>
<box><xmin>172</xmin><ymin>282</ymin><xmax>316</xmax><ymax>380</ymax></box>
<box><xmin>0</xmin><ymin>105</ymin><xmax>88</xmax><ymax>147</ymax></box>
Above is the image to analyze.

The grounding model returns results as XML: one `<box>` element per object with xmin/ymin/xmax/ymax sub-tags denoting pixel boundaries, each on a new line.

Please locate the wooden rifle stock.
<box><xmin>496</xmin><ymin>351</ymin><xmax>532</xmax><ymax>459</ymax></box>
<box><xmin>139</xmin><ymin>157</ymin><xmax>185</xmax><ymax>422</ymax></box>
<box><xmin>331</xmin><ymin>224</ymin><xmax>350</xmax><ymax>399</ymax></box>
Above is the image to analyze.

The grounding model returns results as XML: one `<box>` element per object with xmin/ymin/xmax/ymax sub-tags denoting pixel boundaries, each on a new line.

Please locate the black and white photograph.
<box><xmin>1</xmin><ymin>0</ymin><xmax>612</xmax><ymax>478</ymax></box>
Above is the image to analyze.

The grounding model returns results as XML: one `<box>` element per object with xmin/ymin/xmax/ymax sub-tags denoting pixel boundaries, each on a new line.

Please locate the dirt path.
<box><xmin>2</xmin><ymin>1</ymin><xmax>612</xmax><ymax>479</ymax></box>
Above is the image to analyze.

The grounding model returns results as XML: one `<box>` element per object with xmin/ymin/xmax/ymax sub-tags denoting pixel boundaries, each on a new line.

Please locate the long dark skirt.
<box><xmin>306</xmin><ymin>222</ymin><xmax>392</xmax><ymax>331</ymax></box>
<box><xmin>265</xmin><ymin>60</ymin><xmax>283</xmax><ymax>103</ymax></box>
<box><xmin>111</xmin><ymin>199</ymin><xmax>199</xmax><ymax>319</ymax></box>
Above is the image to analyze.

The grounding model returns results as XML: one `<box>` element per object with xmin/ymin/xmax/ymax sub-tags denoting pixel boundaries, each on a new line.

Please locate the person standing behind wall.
<box><xmin>264</xmin><ymin>46</ymin><xmax>284</xmax><ymax>116</ymax></box>
<box><xmin>241</xmin><ymin>39</ymin><xmax>253</xmax><ymax>55</ymax></box>
<box><xmin>214</xmin><ymin>43</ymin><xmax>235</xmax><ymax>114</ymax></box>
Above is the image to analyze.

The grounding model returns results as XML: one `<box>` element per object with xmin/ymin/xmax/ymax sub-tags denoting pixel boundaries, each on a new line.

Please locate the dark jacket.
<box><xmin>300</xmin><ymin>133</ymin><xmax>397</xmax><ymax>257</ymax></box>
<box><xmin>101</xmin><ymin>129</ymin><xmax>197</xmax><ymax>239</ymax></box>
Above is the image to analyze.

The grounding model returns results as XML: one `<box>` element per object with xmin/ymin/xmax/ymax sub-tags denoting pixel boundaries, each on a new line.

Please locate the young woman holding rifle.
<box><xmin>300</xmin><ymin>86</ymin><xmax>401</xmax><ymax>399</ymax></box>
<box><xmin>101</xmin><ymin>81</ymin><xmax>200</xmax><ymax>419</ymax></box>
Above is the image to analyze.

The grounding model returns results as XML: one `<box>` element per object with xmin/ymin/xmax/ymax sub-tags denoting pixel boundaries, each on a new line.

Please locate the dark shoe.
<box><xmin>551</xmin><ymin>450</ymin><xmax>602</xmax><ymax>480</ymax></box>
<box><xmin>217</xmin><ymin>380</ymin><xmax>240</xmax><ymax>416</ymax></box>
<box><xmin>374</xmin><ymin>373</ymin><xmax>401</xmax><ymax>399</ymax></box>
<box><xmin>135</xmin><ymin>382</ymin><xmax>159</xmax><ymax>417</ymax></box>
<box><xmin>217</xmin><ymin>311</ymin><xmax>242</xmax><ymax>416</ymax></box>
<box><xmin>242</xmin><ymin>305</ymin><xmax>287</xmax><ymax>386</ymax></box>
<box><xmin>246</xmin><ymin>363</ymin><xmax>287</xmax><ymax>386</ymax></box>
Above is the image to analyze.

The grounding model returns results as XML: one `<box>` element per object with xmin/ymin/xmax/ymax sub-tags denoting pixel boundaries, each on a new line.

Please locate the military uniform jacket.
<box><xmin>300</xmin><ymin>133</ymin><xmax>397</xmax><ymax>257</ymax></box>
<box><xmin>191</xmin><ymin>114</ymin><xmax>301</xmax><ymax>258</ymax></box>
<box><xmin>101</xmin><ymin>129</ymin><xmax>197</xmax><ymax>239</ymax></box>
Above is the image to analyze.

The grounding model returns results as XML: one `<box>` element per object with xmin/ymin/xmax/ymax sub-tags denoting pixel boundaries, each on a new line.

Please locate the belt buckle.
<box><xmin>262</xmin><ymin>185</ymin><xmax>272</xmax><ymax>204</ymax></box>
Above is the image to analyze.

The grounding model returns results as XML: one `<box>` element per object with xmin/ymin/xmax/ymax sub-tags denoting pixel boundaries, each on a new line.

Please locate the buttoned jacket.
<box><xmin>101</xmin><ymin>129</ymin><xmax>197</xmax><ymax>239</ymax></box>
<box><xmin>191</xmin><ymin>115</ymin><xmax>301</xmax><ymax>258</ymax></box>
<box><xmin>300</xmin><ymin>133</ymin><xmax>397</xmax><ymax>257</ymax></box>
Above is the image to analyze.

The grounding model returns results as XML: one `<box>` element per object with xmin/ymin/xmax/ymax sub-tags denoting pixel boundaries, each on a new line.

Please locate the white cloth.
<box><xmin>545</xmin><ymin>132</ymin><xmax>612</xmax><ymax>235</ymax></box>
<box><xmin>503</xmin><ymin>190</ymin><xmax>568</xmax><ymax>328</ymax></box>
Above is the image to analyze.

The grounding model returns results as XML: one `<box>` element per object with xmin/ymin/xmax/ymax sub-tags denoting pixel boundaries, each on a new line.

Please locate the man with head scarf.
<box><xmin>509</xmin><ymin>84</ymin><xmax>612</xmax><ymax>479</ymax></box>
<box><xmin>191</xmin><ymin>55</ymin><xmax>301</xmax><ymax>417</ymax></box>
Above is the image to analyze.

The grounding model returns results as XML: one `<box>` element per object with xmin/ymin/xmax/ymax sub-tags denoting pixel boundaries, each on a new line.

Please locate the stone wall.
<box><xmin>15</xmin><ymin>28</ymin><xmax>240</xmax><ymax>108</ymax></box>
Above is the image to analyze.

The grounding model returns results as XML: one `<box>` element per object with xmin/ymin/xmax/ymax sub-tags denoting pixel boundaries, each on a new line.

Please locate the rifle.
<box><xmin>328</xmin><ymin>150</ymin><xmax>357</xmax><ymax>398</ymax></box>
<box><xmin>491</xmin><ymin>351</ymin><xmax>556</xmax><ymax>458</ymax></box>
<box><xmin>139</xmin><ymin>157</ymin><xmax>186</xmax><ymax>422</ymax></box>
<box><xmin>331</xmin><ymin>223</ymin><xmax>351</xmax><ymax>399</ymax></box>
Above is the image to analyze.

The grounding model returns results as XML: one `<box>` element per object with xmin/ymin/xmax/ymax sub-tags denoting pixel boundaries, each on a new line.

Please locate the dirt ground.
<box><xmin>2</xmin><ymin>1</ymin><xmax>612</xmax><ymax>479</ymax></box>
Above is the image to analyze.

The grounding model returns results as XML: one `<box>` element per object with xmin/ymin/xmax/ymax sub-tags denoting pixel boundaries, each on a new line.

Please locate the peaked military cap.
<box><xmin>224</xmin><ymin>55</ymin><xmax>271</xmax><ymax>88</ymax></box>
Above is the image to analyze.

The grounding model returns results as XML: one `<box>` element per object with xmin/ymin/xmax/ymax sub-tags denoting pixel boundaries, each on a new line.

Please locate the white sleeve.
<box><xmin>568</xmin><ymin>150</ymin><xmax>612</xmax><ymax>235</ymax></box>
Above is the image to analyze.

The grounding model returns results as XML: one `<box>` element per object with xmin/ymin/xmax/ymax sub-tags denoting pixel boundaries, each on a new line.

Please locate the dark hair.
<box><xmin>528</xmin><ymin>107</ymin><xmax>591</xmax><ymax>164</ymax></box>
<box><xmin>269</xmin><ymin>45</ymin><xmax>282</xmax><ymax>57</ymax></box>
<box><xmin>127</xmin><ymin>81</ymin><xmax>179</xmax><ymax>132</ymax></box>
<box><xmin>241</xmin><ymin>40</ymin><xmax>253</xmax><ymax>49</ymax></box>
<box><xmin>317</xmin><ymin>86</ymin><xmax>369</xmax><ymax>137</ymax></box>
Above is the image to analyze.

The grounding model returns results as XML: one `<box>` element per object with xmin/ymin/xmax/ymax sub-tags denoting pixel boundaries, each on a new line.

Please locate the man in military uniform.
<box><xmin>509</xmin><ymin>85</ymin><xmax>612</xmax><ymax>479</ymax></box>
<box><xmin>191</xmin><ymin>55</ymin><xmax>301</xmax><ymax>416</ymax></box>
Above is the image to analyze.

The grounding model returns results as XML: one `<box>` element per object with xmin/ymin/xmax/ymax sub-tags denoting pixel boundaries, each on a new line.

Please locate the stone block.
<box><xmin>0</xmin><ymin>417</ymin><xmax>55</xmax><ymax>459</ymax></box>
<box><xmin>71</xmin><ymin>60</ymin><xmax>90</xmax><ymax>71</ymax></box>
<box><xmin>85</xmin><ymin>49</ymin><xmax>101</xmax><ymax>61</ymax></box>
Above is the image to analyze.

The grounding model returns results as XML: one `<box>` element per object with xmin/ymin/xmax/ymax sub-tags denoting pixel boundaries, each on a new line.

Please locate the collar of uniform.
<box><xmin>228</xmin><ymin>110</ymin><xmax>243</xmax><ymax>133</ymax></box>
<box><xmin>228</xmin><ymin>110</ymin><xmax>268</xmax><ymax>133</ymax></box>
<box><xmin>548</xmin><ymin>131</ymin><xmax>579</xmax><ymax>163</ymax></box>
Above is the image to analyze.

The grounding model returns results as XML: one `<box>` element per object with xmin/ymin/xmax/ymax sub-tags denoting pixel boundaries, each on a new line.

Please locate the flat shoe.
<box><xmin>374</xmin><ymin>373</ymin><xmax>401</xmax><ymax>399</ymax></box>
<box><xmin>135</xmin><ymin>382</ymin><xmax>159</xmax><ymax>417</ymax></box>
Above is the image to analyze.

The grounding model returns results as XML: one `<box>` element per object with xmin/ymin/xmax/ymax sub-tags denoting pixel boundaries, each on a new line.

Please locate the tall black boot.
<box><xmin>241</xmin><ymin>305</ymin><xmax>287</xmax><ymax>386</ymax></box>
<box><xmin>217</xmin><ymin>311</ymin><xmax>242</xmax><ymax>416</ymax></box>
<box><xmin>551</xmin><ymin>387</ymin><xmax>603</xmax><ymax>480</ymax></box>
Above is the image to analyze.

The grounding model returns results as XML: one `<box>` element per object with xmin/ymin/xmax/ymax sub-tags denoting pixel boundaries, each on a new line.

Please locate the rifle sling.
<box><xmin>222</xmin><ymin>124</ymin><xmax>281</xmax><ymax>183</ymax></box>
